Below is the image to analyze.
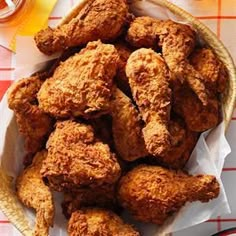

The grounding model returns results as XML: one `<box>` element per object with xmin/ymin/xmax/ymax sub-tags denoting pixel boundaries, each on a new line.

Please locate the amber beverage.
<box><xmin>0</xmin><ymin>0</ymin><xmax>25</xmax><ymax>22</ymax></box>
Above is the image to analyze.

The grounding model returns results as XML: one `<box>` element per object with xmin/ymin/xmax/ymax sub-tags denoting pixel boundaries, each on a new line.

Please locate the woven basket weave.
<box><xmin>0</xmin><ymin>0</ymin><xmax>235</xmax><ymax>235</ymax></box>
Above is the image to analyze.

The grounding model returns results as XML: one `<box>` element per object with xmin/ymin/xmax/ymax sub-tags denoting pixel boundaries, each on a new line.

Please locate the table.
<box><xmin>0</xmin><ymin>0</ymin><xmax>235</xmax><ymax>235</ymax></box>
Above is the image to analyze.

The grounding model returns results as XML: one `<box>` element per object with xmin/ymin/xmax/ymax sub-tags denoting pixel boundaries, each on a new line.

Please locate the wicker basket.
<box><xmin>0</xmin><ymin>0</ymin><xmax>235</xmax><ymax>235</ymax></box>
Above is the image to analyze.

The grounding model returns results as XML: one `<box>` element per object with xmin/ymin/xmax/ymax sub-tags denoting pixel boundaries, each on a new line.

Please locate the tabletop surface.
<box><xmin>0</xmin><ymin>0</ymin><xmax>236</xmax><ymax>235</ymax></box>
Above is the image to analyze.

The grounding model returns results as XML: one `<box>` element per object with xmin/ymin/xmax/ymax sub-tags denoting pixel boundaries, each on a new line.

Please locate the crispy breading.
<box><xmin>190</xmin><ymin>48</ymin><xmax>228</xmax><ymax>94</ymax></box>
<box><xmin>126</xmin><ymin>17</ymin><xmax>208</xmax><ymax>105</ymax></box>
<box><xmin>62</xmin><ymin>184</ymin><xmax>118</xmax><ymax>218</ymax></box>
<box><xmin>16</xmin><ymin>151</ymin><xmax>54</xmax><ymax>236</ymax></box>
<box><xmin>118</xmin><ymin>165</ymin><xmax>220</xmax><ymax>225</ymax></box>
<box><xmin>126</xmin><ymin>16</ymin><xmax>162</xmax><ymax>49</ymax></box>
<box><xmin>159</xmin><ymin>119</ymin><xmax>199</xmax><ymax>169</ymax></box>
<box><xmin>173</xmin><ymin>84</ymin><xmax>220</xmax><ymax>132</ymax></box>
<box><xmin>41</xmin><ymin>120</ymin><xmax>121</xmax><ymax>192</ymax></box>
<box><xmin>110</xmin><ymin>87</ymin><xmax>148</xmax><ymax>161</ymax></box>
<box><xmin>68</xmin><ymin>208</ymin><xmax>140</xmax><ymax>236</ymax></box>
<box><xmin>35</xmin><ymin>0</ymin><xmax>129</xmax><ymax>55</ymax></box>
<box><xmin>37</xmin><ymin>41</ymin><xmax>119</xmax><ymax>119</ymax></box>
<box><xmin>7</xmin><ymin>75</ymin><xmax>53</xmax><ymax>158</ymax></box>
<box><xmin>126</xmin><ymin>48</ymin><xmax>171</xmax><ymax>157</ymax></box>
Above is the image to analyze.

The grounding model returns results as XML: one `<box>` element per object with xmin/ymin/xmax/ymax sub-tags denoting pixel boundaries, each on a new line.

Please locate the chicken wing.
<box><xmin>16</xmin><ymin>150</ymin><xmax>54</xmax><ymax>236</ymax></box>
<box><xmin>38</xmin><ymin>40</ymin><xmax>119</xmax><ymax>119</ymax></box>
<box><xmin>110</xmin><ymin>87</ymin><xmax>148</xmax><ymax>161</ymax></box>
<box><xmin>41</xmin><ymin>120</ymin><xmax>121</xmax><ymax>192</ymax></box>
<box><xmin>118</xmin><ymin>165</ymin><xmax>220</xmax><ymax>225</ymax></box>
<box><xmin>126</xmin><ymin>17</ymin><xmax>208</xmax><ymax>105</ymax></box>
<box><xmin>126</xmin><ymin>48</ymin><xmax>171</xmax><ymax>157</ymax></box>
<box><xmin>173</xmin><ymin>84</ymin><xmax>220</xmax><ymax>132</ymax></box>
<box><xmin>190</xmin><ymin>48</ymin><xmax>228</xmax><ymax>94</ymax></box>
<box><xmin>8</xmin><ymin>75</ymin><xmax>53</xmax><ymax>162</ymax></box>
<box><xmin>62</xmin><ymin>184</ymin><xmax>118</xmax><ymax>218</ymax></box>
<box><xmin>35</xmin><ymin>0</ymin><xmax>129</xmax><ymax>55</ymax></box>
<box><xmin>68</xmin><ymin>208</ymin><xmax>140</xmax><ymax>236</ymax></box>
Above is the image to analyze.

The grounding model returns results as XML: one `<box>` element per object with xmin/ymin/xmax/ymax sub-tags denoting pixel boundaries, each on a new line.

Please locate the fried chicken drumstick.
<box><xmin>171</xmin><ymin>48</ymin><xmax>227</xmax><ymax>132</ymax></box>
<box><xmin>38</xmin><ymin>40</ymin><xmax>119</xmax><ymax>119</ymax></box>
<box><xmin>118</xmin><ymin>165</ymin><xmax>220</xmax><ymax>225</ymax></box>
<box><xmin>41</xmin><ymin>120</ymin><xmax>121</xmax><ymax>192</ymax></box>
<box><xmin>35</xmin><ymin>0</ymin><xmax>129</xmax><ymax>55</ymax></box>
<box><xmin>126</xmin><ymin>17</ymin><xmax>208</xmax><ymax>105</ymax></box>
<box><xmin>68</xmin><ymin>208</ymin><xmax>140</xmax><ymax>236</ymax></box>
<box><xmin>126</xmin><ymin>48</ymin><xmax>171</xmax><ymax>157</ymax></box>
<box><xmin>16</xmin><ymin>151</ymin><xmax>54</xmax><ymax>236</ymax></box>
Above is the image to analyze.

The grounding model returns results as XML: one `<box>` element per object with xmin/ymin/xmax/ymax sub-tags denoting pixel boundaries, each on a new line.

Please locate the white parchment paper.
<box><xmin>0</xmin><ymin>0</ymin><xmax>232</xmax><ymax>235</ymax></box>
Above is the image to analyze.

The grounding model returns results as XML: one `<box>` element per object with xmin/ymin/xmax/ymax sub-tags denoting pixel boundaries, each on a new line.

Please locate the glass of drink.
<box><xmin>0</xmin><ymin>0</ymin><xmax>24</xmax><ymax>22</ymax></box>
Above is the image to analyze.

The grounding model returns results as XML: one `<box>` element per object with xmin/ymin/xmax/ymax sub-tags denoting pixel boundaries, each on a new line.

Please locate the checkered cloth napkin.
<box><xmin>0</xmin><ymin>0</ymin><xmax>235</xmax><ymax>235</ymax></box>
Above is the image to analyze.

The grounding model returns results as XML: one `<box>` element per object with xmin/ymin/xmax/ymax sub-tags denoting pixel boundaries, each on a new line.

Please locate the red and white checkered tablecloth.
<box><xmin>0</xmin><ymin>0</ymin><xmax>235</xmax><ymax>235</ymax></box>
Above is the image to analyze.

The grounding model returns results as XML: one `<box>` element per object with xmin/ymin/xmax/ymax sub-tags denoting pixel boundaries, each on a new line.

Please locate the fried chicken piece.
<box><xmin>62</xmin><ymin>184</ymin><xmax>118</xmax><ymax>218</ymax></box>
<box><xmin>35</xmin><ymin>0</ymin><xmax>129</xmax><ymax>55</ymax></box>
<box><xmin>126</xmin><ymin>17</ymin><xmax>208</xmax><ymax>105</ymax></box>
<box><xmin>118</xmin><ymin>165</ymin><xmax>220</xmax><ymax>225</ymax></box>
<box><xmin>7</xmin><ymin>75</ymin><xmax>53</xmax><ymax>160</ymax></box>
<box><xmin>110</xmin><ymin>87</ymin><xmax>148</xmax><ymax>161</ymax></box>
<box><xmin>68</xmin><ymin>208</ymin><xmax>140</xmax><ymax>236</ymax></box>
<box><xmin>126</xmin><ymin>16</ymin><xmax>162</xmax><ymax>49</ymax></box>
<box><xmin>38</xmin><ymin>41</ymin><xmax>119</xmax><ymax>119</ymax></box>
<box><xmin>16</xmin><ymin>151</ymin><xmax>54</xmax><ymax>236</ymax></box>
<box><xmin>160</xmin><ymin>119</ymin><xmax>198</xmax><ymax>169</ymax></box>
<box><xmin>114</xmin><ymin>42</ymin><xmax>133</xmax><ymax>94</ymax></box>
<box><xmin>126</xmin><ymin>48</ymin><xmax>171</xmax><ymax>157</ymax></box>
<box><xmin>173</xmin><ymin>84</ymin><xmax>220</xmax><ymax>132</ymax></box>
<box><xmin>190</xmin><ymin>48</ymin><xmax>228</xmax><ymax>94</ymax></box>
<box><xmin>41</xmin><ymin>120</ymin><xmax>121</xmax><ymax>192</ymax></box>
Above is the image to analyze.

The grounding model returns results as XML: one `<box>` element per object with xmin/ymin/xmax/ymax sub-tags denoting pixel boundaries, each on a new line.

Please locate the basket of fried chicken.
<box><xmin>0</xmin><ymin>0</ymin><xmax>236</xmax><ymax>235</ymax></box>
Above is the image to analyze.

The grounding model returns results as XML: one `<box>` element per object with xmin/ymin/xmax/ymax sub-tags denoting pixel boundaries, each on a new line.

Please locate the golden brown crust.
<box><xmin>35</xmin><ymin>0</ymin><xmax>129</xmax><ymax>55</ymax></box>
<box><xmin>68</xmin><ymin>208</ymin><xmax>140</xmax><ymax>236</ymax></box>
<box><xmin>160</xmin><ymin>119</ymin><xmax>199</xmax><ymax>169</ymax></box>
<box><xmin>126</xmin><ymin>48</ymin><xmax>171</xmax><ymax>157</ymax></box>
<box><xmin>126</xmin><ymin>16</ymin><xmax>162</xmax><ymax>49</ymax></box>
<box><xmin>160</xmin><ymin>20</ymin><xmax>207</xmax><ymax>105</ymax></box>
<box><xmin>38</xmin><ymin>41</ymin><xmax>119</xmax><ymax>119</ymax></box>
<box><xmin>16</xmin><ymin>151</ymin><xmax>54</xmax><ymax>236</ymax></box>
<box><xmin>7</xmin><ymin>76</ymin><xmax>53</xmax><ymax>157</ymax></box>
<box><xmin>41</xmin><ymin>120</ymin><xmax>121</xmax><ymax>192</ymax></box>
<box><xmin>173</xmin><ymin>84</ymin><xmax>220</xmax><ymax>132</ymax></box>
<box><xmin>62</xmin><ymin>184</ymin><xmax>118</xmax><ymax>218</ymax></box>
<box><xmin>111</xmin><ymin>88</ymin><xmax>148</xmax><ymax>161</ymax></box>
<box><xmin>126</xmin><ymin>17</ymin><xmax>208</xmax><ymax>105</ymax></box>
<box><xmin>118</xmin><ymin>165</ymin><xmax>220</xmax><ymax>225</ymax></box>
<box><xmin>190</xmin><ymin>48</ymin><xmax>228</xmax><ymax>94</ymax></box>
